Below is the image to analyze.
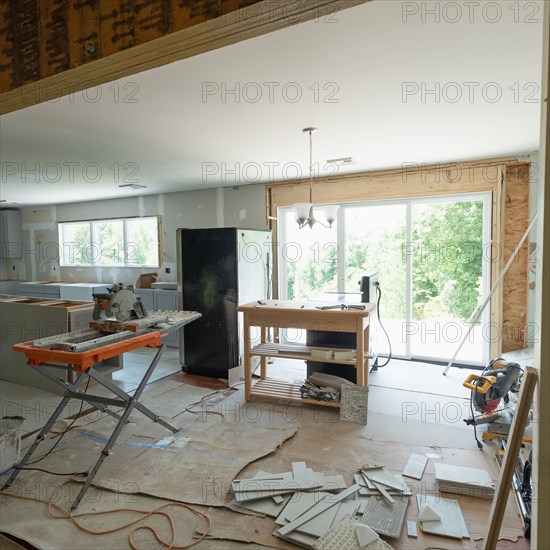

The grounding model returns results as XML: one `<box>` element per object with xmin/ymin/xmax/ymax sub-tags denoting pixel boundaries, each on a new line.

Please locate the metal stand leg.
<box><xmin>86</xmin><ymin>344</ymin><xmax>178</xmax><ymax>433</ymax></box>
<box><xmin>35</xmin><ymin>364</ymin><xmax>124</xmax><ymax>421</ymax></box>
<box><xmin>3</xmin><ymin>344</ymin><xmax>177</xmax><ymax>512</ymax></box>
<box><xmin>69</xmin><ymin>344</ymin><xmax>177</xmax><ymax>510</ymax></box>
<box><xmin>1</xmin><ymin>373</ymin><xmax>87</xmax><ymax>491</ymax></box>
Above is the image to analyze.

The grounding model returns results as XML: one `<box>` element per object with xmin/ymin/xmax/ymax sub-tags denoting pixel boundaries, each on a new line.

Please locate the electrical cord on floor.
<box><xmin>24</xmin><ymin>377</ymin><xmax>92</xmax><ymax>466</ymax></box>
<box><xmin>13</xmin><ymin>467</ymin><xmax>89</xmax><ymax>477</ymax></box>
<box><xmin>372</xmin><ymin>282</ymin><xmax>392</xmax><ymax>369</ymax></box>
<box><xmin>0</xmin><ymin>478</ymin><xmax>211</xmax><ymax>550</ymax></box>
<box><xmin>171</xmin><ymin>390</ymin><xmax>230</xmax><ymax>420</ymax></box>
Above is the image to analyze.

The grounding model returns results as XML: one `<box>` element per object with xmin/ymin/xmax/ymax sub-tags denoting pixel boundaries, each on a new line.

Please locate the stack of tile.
<box><xmin>434</xmin><ymin>463</ymin><xmax>496</xmax><ymax>500</ymax></box>
<box><xmin>232</xmin><ymin>461</ymin><xmax>394</xmax><ymax>549</ymax></box>
<box><xmin>353</xmin><ymin>466</ymin><xmax>411</xmax><ymax>539</ymax></box>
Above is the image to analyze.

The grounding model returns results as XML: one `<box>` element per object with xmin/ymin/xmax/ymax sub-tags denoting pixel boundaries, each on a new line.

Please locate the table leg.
<box><xmin>243</xmin><ymin>318</ymin><xmax>251</xmax><ymax>401</ymax></box>
<box><xmin>364</xmin><ymin>317</ymin><xmax>370</xmax><ymax>387</ymax></box>
<box><xmin>260</xmin><ymin>325</ymin><xmax>267</xmax><ymax>380</ymax></box>
<box><xmin>356</xmin><ymin>317</ymin><xmax>365</xmax><ymax>386</ymax></box>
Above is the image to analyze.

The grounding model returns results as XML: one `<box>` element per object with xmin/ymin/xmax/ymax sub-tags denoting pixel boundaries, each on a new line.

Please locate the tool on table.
<box><xmin>463</xmin><ymin>358</ymin><xmax>526</xmax><ymax>448</ymax></box>
<box><xmin>92</xmin><ymin>283</ymin><xmax>147</xmax><ymax>322</ymax></box>
<box><xmin>316</xmin><ymin>303</ymin><xmax>366</xmax><ymax>310</ymax></box>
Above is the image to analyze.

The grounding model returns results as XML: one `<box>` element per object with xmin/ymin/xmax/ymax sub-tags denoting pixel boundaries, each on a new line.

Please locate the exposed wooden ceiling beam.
<box><xmin>0</xmin><ymin>0</ymin><xmax>369</xmax><ymax>115</ymax></box>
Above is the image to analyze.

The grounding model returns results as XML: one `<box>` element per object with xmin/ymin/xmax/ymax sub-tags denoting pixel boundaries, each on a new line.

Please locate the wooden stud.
<box><xmin>484</xmin><ymin>366</ymin><xmax>538</xmax><ymax>549</ymax></box>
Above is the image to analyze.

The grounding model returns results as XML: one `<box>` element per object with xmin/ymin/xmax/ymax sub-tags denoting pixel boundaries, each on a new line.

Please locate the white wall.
<box><xmin>0</xmin><ymin>184</ymin><xmax>267</xmax><ymax>284</ymax></box>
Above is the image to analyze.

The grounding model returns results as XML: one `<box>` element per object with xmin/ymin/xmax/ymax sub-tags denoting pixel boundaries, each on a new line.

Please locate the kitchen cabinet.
<box><xmin>0</xmin><ymin>298</ymin><xmax>95</xmax><ymax>393</ymax></box>
<box><xmin>0</xmin><ymin>210</ymin><xmax>23</xmax><ymax>258</ymax></box>
<box><xmin>16</xmin><ymin>282</ymin><xmax>60</xmax><ymax>298</ymax></box>
<box><xmin>0</xmin><ymin>281</ymin><xmax>18</xmax><ymax>295</ymax></box>
<box><xmin>59</xmin><ymin>283</ymin><xmax>110</xmax><ymax>301</ymax></box>
<box><xmin>15</xmin><ymin>282</ymin><xmax>111</xmax><ymax>301</ymax></box>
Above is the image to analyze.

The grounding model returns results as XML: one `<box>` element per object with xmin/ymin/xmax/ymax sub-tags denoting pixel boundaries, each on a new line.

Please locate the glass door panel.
<box><xmin>410</xmin><ymin>197</ymin><xmax>488</xmax><ymax>365</ymax></box>
<box><xmin>344</xmin><ymin>204</ymin><xmax>407</xmax><ymax>357</ymax></box>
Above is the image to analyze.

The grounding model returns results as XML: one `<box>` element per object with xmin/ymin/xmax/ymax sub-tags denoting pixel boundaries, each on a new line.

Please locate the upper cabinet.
<box><xmin>0</xmin><ymin>210</ymin><xmax>23</xmax><ymax>258</ymax></box>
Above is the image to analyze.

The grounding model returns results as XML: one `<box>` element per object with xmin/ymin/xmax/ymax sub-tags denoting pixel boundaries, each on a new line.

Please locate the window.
<box><xmin>58</xmin><ymin>216</ymin><xmax>160</xmax><ymax>267</ymax></box>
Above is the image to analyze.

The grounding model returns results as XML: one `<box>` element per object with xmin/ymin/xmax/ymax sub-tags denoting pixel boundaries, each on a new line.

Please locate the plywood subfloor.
<box><xmin>0</xmin><ymin>376</ymin><xmax>528</xmax><ymax>550</ymax></box>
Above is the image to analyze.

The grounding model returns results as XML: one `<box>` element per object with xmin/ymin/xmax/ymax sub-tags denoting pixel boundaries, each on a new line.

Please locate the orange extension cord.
<box><xmin>0</xmin><ymin>388</ymin><xmax>250</xmax><ymax>547</ymax></box>
<box><xmin>0</xmin><ymin>478</ymin><xmax>212</xmax><ymax>549</ymax></box>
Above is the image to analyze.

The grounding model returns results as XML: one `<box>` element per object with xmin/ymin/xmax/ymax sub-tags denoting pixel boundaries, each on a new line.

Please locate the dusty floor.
<box><xmin>0</xmin><ymin>351</ymin><xmax>532</xmax><ymax>550</ymax></box>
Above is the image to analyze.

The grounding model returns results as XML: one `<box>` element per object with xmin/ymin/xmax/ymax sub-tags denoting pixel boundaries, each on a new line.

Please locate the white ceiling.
<box><xmin>0</xmin><ymin>0</ymin><xmax>544</xmax><ymax>207</ymax></box>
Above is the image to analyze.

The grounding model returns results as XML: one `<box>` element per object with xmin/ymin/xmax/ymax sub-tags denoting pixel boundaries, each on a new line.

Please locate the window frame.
<box><xmin>58</xmin><ymin>215</ymin><xmax>161</xmax><ymax>268</ymax></box>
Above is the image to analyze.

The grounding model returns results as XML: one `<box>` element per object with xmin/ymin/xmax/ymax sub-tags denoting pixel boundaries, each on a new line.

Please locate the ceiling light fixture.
<box><xmin>293</xmin><ymin>127</ymin><xmax>339</xmax><ymax>229</ymax></box>
<box><xmin>119</xmin><ymin>183</ymin><xmax>147</xmax><ymax>190</ymax></box>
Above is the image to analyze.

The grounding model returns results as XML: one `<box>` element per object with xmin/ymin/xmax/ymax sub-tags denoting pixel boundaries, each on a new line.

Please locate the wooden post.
<box><xmin>484</xmin><ymin>366</ymin><xmax>538</xmax><ymax>549</ymax></box>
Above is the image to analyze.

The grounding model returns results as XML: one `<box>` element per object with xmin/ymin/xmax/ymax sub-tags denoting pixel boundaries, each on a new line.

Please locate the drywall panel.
<box><xmin>222</xmin><ymin>185</ymin><xmax>268</xmax><ymax>229</ymax></box>
<box><xmin>56</xmin><ymin>197</ymin><xmax>142</xmax><ymax>221</ymax></box>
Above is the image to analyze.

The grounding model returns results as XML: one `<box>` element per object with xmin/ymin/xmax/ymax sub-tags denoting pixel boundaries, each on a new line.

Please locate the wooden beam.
<box><xmin>533</xmin><ymin>2</ymin><xmax>550</xmax><ymax>548</ymax></box>
<box><xmin>484</xmin><ymin>366</ymin><xmax>537</xmax><ymax>549</ymax></box>
<box><xmin>266</xmin><ymin>156</ymin><xmax>520</xmax><ymax>207</ymax></box>
<box><xmin>0</xmin><ymin>0</ymin><xmax>369</xmax><ymax>114</ymax></box>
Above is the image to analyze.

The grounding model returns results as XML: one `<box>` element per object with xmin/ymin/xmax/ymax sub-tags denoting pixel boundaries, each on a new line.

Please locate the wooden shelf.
<box><xmin>251</xmin><ymin>378</ymin><xmax>341</xmax><ymax>408</ymax></box>
<box><xmin>250</xmin><ymin>342</ymin><xmax>373</xmax><ymax>366</ymax></box>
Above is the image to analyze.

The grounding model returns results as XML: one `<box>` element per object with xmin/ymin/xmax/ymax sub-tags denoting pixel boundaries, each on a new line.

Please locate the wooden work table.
<box><xmin>237</xmin><ymin>300</ymin><xmax>376</xmax><ymax>408</ymax></box>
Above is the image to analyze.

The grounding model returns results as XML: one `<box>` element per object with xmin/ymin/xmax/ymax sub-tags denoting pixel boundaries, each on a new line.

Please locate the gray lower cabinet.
<box><xmin>0</xmin><ymin>299</ymin><xmax>95</xmax><ymax>394</ymax></box>
<box><xmin>0</xmin><ymin>281</ymin><xmax>18</xmax><ymax>295</ymax></box>
<box><xmin>16</xmin><ymin>282</ymin><xmax>61</xmax><ymax>298</ymax></box>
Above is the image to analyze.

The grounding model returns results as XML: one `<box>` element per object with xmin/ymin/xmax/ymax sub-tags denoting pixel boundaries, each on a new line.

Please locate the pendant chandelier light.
<box><xmin>293</xmin><ymin>127</ymin><xmax>339</xmax><ymax>229</ymax></box>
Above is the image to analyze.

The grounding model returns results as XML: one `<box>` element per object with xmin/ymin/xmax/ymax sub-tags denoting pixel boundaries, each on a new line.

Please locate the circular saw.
<box><xmin>92</xmin><ymin>283</ymin><xmax>148</xmax><ymax>322</ymax></box>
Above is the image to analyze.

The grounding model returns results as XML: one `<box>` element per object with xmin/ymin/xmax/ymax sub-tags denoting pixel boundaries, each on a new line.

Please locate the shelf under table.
<box><xmin>251</xmin><ymin>378</ymin><xmax>341</xmax><ymax>408</ymax></box>
<box><xmin>250</xmin><ymin>342</ymin><xmax>372</xmax><ymax>365</ymax></box>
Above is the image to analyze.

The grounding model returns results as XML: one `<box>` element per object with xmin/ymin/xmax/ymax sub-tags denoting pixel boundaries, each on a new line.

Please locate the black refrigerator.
<box><xmin>177</xmin><ymin>227</ymin><xmax>271</xmax><ymax>378</ymax></box>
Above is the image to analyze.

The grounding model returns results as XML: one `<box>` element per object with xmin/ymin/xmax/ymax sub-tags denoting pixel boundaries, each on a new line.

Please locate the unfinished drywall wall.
<box><xmin>0</xmin><ymin>207</ymin><xmax>59</xmax><ymax>282</ymax></box>
<box><xmin>0</xmin><ymin>185</ymin><xmax>266</xmax><ymax>285</ymax></box>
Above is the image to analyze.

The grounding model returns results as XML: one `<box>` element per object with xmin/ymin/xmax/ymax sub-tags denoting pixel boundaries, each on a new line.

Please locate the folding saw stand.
<box><xmin>1</xmin><ymin>310</ymin><xmax>201</xmax><ymax>511</ymax></box>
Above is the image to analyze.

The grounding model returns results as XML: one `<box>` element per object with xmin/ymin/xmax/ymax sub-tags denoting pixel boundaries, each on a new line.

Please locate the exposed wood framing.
<box><xmin>266</xmin><ymin>156</ymin><xmax>531</xmax><ymax>359</ymax></box>
<box><xmin>501</xmin><ymin>163</ymin><xmax>530</xmax><ymax>352</ymax></box>
<box><xmin>489</xmin><ymin>165</ymin><xmax>505</xmax><ymax>359</ymax></box>
<box><xmin>0</xmin><ymin>0</ymin><xmax>369</xmax><ymax>114</ymax></box>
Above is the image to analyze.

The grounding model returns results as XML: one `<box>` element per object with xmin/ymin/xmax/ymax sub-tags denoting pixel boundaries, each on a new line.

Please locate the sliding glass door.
<box><xmin>408</xmin><ymin>196</ymin><xmax>490</xmax><ymax>365</ymax></box>
<box><xmin>343</xmin><ymin>204</ymin><xmax>407</xmax><ymax>358</ymax></box>
<box><xmin>278</xmin><ymin>193</ymin><xmax>490</xmax><ymax>366</ymax></box>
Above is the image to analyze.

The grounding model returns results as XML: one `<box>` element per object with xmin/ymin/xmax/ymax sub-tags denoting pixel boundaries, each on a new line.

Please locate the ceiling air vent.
<box><xmin>119</xmin><ymin>184</ymin><xmax>147</xmax><ymax>190</ymax></box>
<box><xmin>326</xmin><ymin>157</ymin><xmax>357</xmax><ymax>167</ymax></box>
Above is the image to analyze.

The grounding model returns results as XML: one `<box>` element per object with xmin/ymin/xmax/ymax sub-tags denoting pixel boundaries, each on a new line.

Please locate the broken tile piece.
<box><xmin>416</xmin><ymin>495</ymin><xmax>469</xmax><ymax>539</ymax></box>
<box><xmin>418</xmin><ymin>504</ymin><xmax>441</xmax><ymax>522</ymax></box>
<box><xmin>355</xmin><ymin>524</ymin><xmax>379</xmax><ymax>547</ymax></box>
<box><xmin>406</xmin><ymin>520</ymin><xmax>418</xmax><ymax>538</ymax></box>
<box><xmin>402</xmin><ymin>453</ymin><xmax>428</xmax><ymax>480</ymax></box>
